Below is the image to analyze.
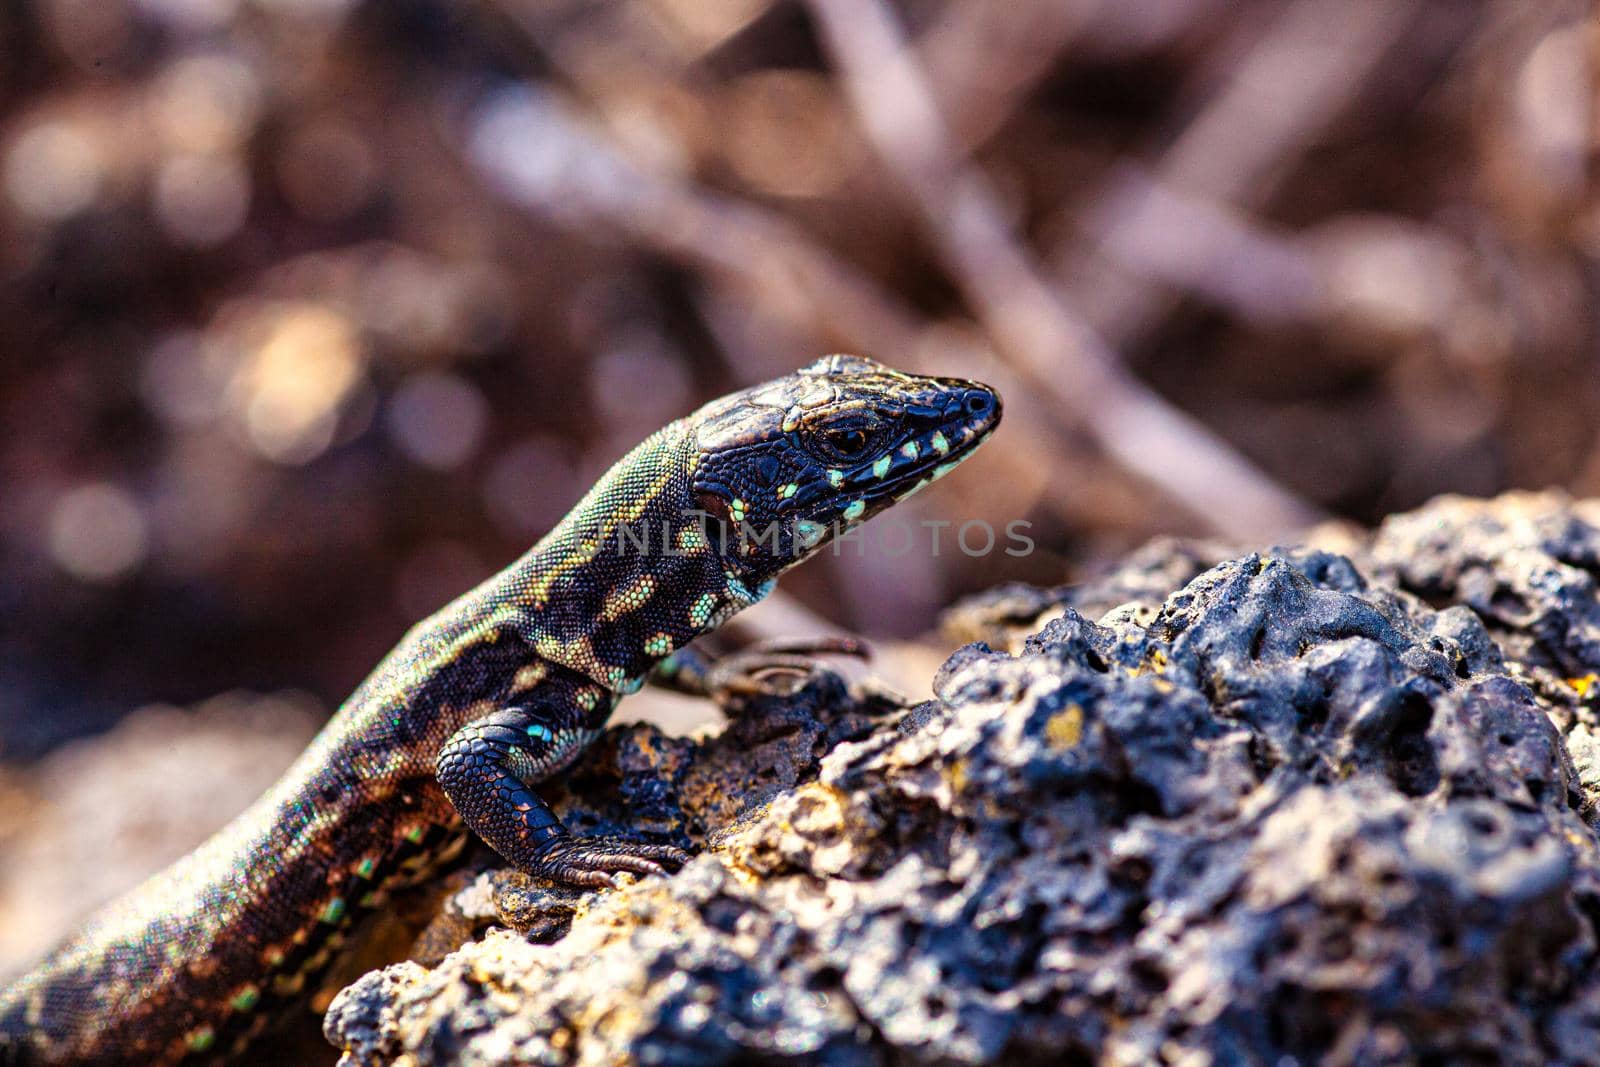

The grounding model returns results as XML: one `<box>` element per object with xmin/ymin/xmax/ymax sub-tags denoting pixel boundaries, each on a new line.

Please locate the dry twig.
<box><xmin>1058</xmin><ymin>0</ymin><xmax>1420</xmax><ymax>346</ymax></box>
<box><xmin>806</xmin><ymin>0</ymin><xmax>1327</xmax><ymax>539</ymax></box>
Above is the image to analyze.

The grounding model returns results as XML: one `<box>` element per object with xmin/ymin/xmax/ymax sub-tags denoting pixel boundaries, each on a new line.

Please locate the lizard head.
<box><xmin>688</xmin><ymin>354</ymin><xmax>1001</xmax><ymax>581</ymax></box>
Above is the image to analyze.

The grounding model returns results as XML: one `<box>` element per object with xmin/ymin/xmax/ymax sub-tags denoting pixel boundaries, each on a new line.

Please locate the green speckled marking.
<box><xmin>354</xmin><ymin>857</ymin><xmax>377</xmax><ymax>880</ymax></box>
<box><xmin>187</xmin><ymin>1026</ymin><xmax>216</xmax><ymax>1052</ymax></box>
<box><xmin>827</xmin><ymin>469</ymin><xmax>844</xmax><ymax>488</ymax></box>
<box><xmin>900</xmin><ymin>441</ymin><xmax>918</xmax><ymax>459</ymax></box>
<box><xmin>729</xmin><ymin>498</ymin><xmax>747</xmax><ymax>522</ymax></box>
<box><xmin>602</xmin><ymin>575</ymin><xmax>656</xmax><ymax>620</ymax></box>
<box><xmin>230</xmin><ymin>986</ymin><xmax>260</xmax><ymax>1013</ymax></box>
<box><xmin>404</xmin><ymin>825</ymin><xmax>426</xmax><ymax>845</ymax></box>
<box><xmin>842</xmin><ymin>500</ymin><xmax>865</xmax><ymax>521</ymax></box>
<box><xmin>872</xmin><ymin>455</ymin><xmax>892</xmax><ymax>479</ymax></box>
<box><xmin>645</xmin><ymin>633</ymin><xmax>673</xmax><ymax>657</ymax></box>
<box><xmin>577</xmin><ymin>689</ymin><xmax>599</xmax><ymax>712</ymax></box>
<box><xmin>796</xmin><ymin>518</ymin><xmax>826</xmax><ymax>545</ymax></box>
<box><xmin>931</xmin><ymin>430</ymin><xmax>950</xmax><ymax>455</ymax></box>
<box><xmin>319</xmin><ymin>897</ymin><xmax>346</xmax><ymax>925</ymax></box>
<box><xmin>689</xmin><ymin>592</ymin><xmax>718</xmax><ymax>627</ymax></box>
<box><xmin>677</xmin><ymin>526</ymin><xmax>704</xmax><ymax>551</ymax></box>
<box><xmin>779</xmin><ymin>483</ymin><xmax>798</xmax><ymax>499</ymax></box>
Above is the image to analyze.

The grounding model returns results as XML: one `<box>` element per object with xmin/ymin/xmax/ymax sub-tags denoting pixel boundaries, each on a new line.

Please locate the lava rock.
<box><xmin>324</xmin><ymin>492</ymin><xmax>1600</xmax><ymax>1066</ymax></box>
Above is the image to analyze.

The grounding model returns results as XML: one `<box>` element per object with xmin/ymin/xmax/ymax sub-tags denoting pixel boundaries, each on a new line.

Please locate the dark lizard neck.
<box><xmin>461</xmin><ymin>418</ymin><xmax>769</xmax><ymax>697</ymax></box>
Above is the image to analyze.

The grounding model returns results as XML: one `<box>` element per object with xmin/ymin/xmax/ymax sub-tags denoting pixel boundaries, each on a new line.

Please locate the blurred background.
<box><xmin>0</xmin><ymin>0</ymin><xmax>1596</xmax><ymax>986</ymax></box>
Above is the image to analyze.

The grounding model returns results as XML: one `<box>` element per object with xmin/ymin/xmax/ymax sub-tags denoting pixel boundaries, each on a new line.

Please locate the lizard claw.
<box><xmin>706</xmin><ymin>636</ymin><xmax>872</xmax><ymax>700</ymax></box>
<box><xmin>524</xmin><ymin>835</ymin><xmax>691</xmax><ymax>889</ymax></box>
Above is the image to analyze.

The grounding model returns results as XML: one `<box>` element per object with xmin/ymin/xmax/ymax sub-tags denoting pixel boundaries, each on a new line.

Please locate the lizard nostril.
<box><xmin>963</xmin><ymin>390</ymin><xmax>994</xmax><ymax>418</ymax></box>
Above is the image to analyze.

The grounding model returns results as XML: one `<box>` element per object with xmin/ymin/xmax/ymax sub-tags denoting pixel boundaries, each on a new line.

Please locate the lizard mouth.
<box><xmin>848</xmin><ymin>382</ymin><xmax>1001</xmax><ymax>509</ymax></box>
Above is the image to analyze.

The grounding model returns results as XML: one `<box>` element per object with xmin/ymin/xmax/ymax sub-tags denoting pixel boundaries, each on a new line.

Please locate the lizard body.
<box><xmin>0</xmin><ymin>355</ymin><xmax>1001</xmax><ymax>1064</ymax></box>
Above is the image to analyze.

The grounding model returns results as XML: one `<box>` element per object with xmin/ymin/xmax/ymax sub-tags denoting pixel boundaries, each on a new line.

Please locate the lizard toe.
<box><xmin>528</xmin><ymin>835</ymin><xmax>690</xmax><ymax>888</ymax></box>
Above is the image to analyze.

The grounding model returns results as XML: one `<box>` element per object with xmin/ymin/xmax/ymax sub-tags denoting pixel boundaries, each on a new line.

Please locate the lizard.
<box><xmin>0</xmin><ymin>354</ymin><xmax>1001</xmax><ymax>1065</ymax></box>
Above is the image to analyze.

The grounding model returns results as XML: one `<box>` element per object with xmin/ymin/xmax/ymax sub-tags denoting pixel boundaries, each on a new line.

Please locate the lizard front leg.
<box><xmin>435</xmin><ymin>703</ymin><xmax>689</xmax><ymax>889</ymax></box>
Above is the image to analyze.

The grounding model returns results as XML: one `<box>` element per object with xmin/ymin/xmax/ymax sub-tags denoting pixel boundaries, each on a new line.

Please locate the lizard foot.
<box><xmin>708</xmin><ymin>637</ymin><xmax>915</xmax><ymax>711</ymax></box>
<box><xmin>525</xmin><ymin>835</ymin><xmax>691</xmax><ymax>890</ymax></box>
<box><xmin>703</xmin><ymin>636</ymin><xmax>871</xmax><ymax>700</ymax></box>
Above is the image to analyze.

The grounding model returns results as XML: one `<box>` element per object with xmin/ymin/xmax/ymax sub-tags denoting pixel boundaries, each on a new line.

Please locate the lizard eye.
<box><xmin>824</xmin><ymin>427</ymin><xmax>871</xmax><ymax>456</ymax></box>
<box><xmin>810</xmin><ymin>414</ymin><xmax>885</xmax><ymax>462</ymax></box>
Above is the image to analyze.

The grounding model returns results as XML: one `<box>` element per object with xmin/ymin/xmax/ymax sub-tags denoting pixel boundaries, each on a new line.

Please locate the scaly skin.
<box><xmin>0</xmin><ymin>354</ymin><xmax>1001</xmax><ymax>1064</ymax></box>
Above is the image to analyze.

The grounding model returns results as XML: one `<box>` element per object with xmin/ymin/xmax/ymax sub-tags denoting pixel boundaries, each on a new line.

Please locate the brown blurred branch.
<box><xmin>462</xmin><ymin>73</ymin><xmax>1080</xmax><ymax>530</ymax></box>
<box><xmin>916</xmin><ymin>0</ymin><xmax>1092</xmax><ymax>152</ymax></box>
<box><xmin>1056</xmin><ymin>0</ymin><xmax>1419</xmax><ymax>346</ymax></box>
<box><xmin>1077</xmin><ymin>164</ymin><xmax>1327</xmax><ymax>324</ymax></box>
<box><xmin>805</xmin><ymin>0</ymin><xmax>1327</xmax><ymax>540</ymax></box>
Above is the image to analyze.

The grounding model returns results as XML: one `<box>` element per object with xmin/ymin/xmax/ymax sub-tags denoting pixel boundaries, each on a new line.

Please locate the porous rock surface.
<box><xmin>324</xmin><ymin>492</ymin><xmax>1600</xmax><ymax>1066</ymax></box>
